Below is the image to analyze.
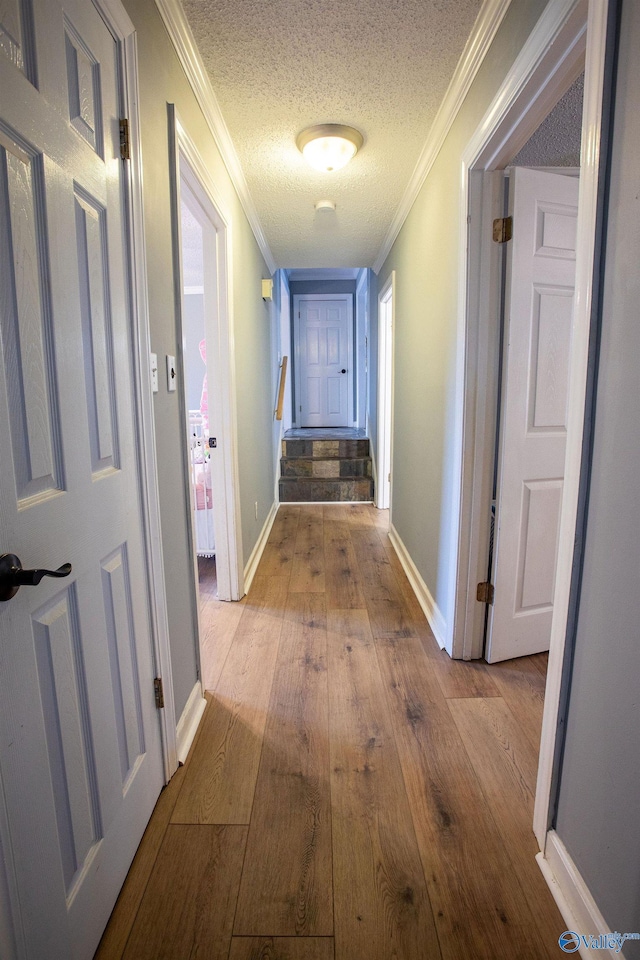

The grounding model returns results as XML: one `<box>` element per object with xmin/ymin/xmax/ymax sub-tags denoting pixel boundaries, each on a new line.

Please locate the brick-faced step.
<box><xmin>282</xmin><ymin>438</ymin><xmax>370</xmax><ymax>459</ymax></box>
<box><xmin>279</xmin><ymin>477</ymin><xmax>374</xmax><ymax>502</ymax></box>
<box><xmin>281</xmin><ymin>457</ymin><xmax>372</xmax><ymax>479</ymax></box>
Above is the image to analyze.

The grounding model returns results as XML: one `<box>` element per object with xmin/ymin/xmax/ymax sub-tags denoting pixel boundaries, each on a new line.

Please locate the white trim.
<box><xmin>388</xmin><ymin>523</ymin><xmax>447</xmax><ymax>649</ymax></box>
<box><xmin>292</xmin><ymin>294</ymin><xmax>354</xmax><ymax>429</ymax></box>
<box><xmin>376</xmin><ymin>273</ymin><xmax>395</xmax><ymax>511</ymax></box>
<box><xmin>514</xmin><ymin>165</ymin><xmax>581</xmax><ymax>176</ymax></box>
<box><xmin>153</xmin><ymin>0</ymin><xmax>276</xmax><ymax>274</ymax></box>
<box><xmin>170</xmin><ymin>110</ymin><xmax>245</xmax><ymax>602</ymax></box>
<box><xmin>534</xmin><ymin>0</ymin><xmax>609</xmax><ymax>847</ymax></box>
<box><xmin>454</xmin><ymin>169</ymin><xmax>504</xmax><ymax>660</ymax></box>
<box><xmin>451</xmin><ymin>0</ymin><xmax>589</xmax><ymax>660</ymax></box>
<box><xmin>175</xmin><ymin>682</ymin><xmax>207</xmax><ymax>765</ymax></box>
<box><xmin>355</xmin><ymin>269</ymin><xmax>369</xmax><ymax>430</ymax></box>
<box><xmin>537</xmin><ymin>831</ymin><xmax>625</xmax><ymax>960</ymax></box>
<box><xmin>95</xmin><ymin>0</ymin><xmax>178</xmax><ymax>779</ymax></box>
<box><xmin>243</xmin><ymin>500</ymin><xmax>279</xmax><ymax>593</ymax></box>
<box><xmin>372</xmin><ymin>0</ymin><xmax>513</xmax><ymax>273</ymax></box>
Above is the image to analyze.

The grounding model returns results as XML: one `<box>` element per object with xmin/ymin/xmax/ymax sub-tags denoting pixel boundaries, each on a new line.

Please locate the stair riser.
<box><xmin>279</xmin><ymin>478</ymin><xmax>374</xmax><ymax>502</ymax></box>
<box><xmin>281</xmin><ymin>458</ymin><xmax>371</xmax><ymax>479</ymax></box>
<box><xmin>282</xmin><ymin>438</ymin><xmax>369</xmax><ymax>459</ymax></box>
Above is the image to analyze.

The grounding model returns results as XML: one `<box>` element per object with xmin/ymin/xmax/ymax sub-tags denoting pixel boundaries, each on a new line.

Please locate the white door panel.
<box><xmin>296</xmin><ymin>296</ymin><xmax>351</xmax><ymax>427</ymax></box>
<box><xmin>486</xmin><ymin>168</ymin><xmax>579</xmax><ymax>663</ymax></box>
<box><xmin>0</xmin><ymin>2</ymin><xmax>164</xmax><ymax>957</ymax></box>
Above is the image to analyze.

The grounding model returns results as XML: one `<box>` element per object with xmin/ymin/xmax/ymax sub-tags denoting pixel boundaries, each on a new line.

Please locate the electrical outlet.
<box><xmin>254</xmin><ymin>501</ymin><xmax>258</xmax><ymax>520</ymax></box>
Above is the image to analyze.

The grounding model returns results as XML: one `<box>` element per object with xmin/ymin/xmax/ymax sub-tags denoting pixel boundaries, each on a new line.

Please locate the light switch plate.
<box><xmin>166</xmin><ymin>355</ymin><xmax>176</xmax><ymax>392</ymax></box>
<box><xmin>150</xmin><ymin>353</ymin><xmax>158</xmax><ymax>393</ymax></box>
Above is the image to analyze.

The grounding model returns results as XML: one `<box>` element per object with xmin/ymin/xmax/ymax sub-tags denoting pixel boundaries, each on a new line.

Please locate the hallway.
<box><xmin>96</xmin><ymin>504</ymin><xmax>563</xmax><ymax>960</ymax></box>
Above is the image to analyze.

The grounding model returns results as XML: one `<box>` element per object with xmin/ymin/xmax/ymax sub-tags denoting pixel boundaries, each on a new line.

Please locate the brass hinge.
<box><xmin>477</xmin><ymin>581</ymin><xmax>495</xmax><ymax>605</ymax></box>
<box><xmin>154</xmin><ymin>677</ymin><xmax>164</xmax><ymax>709</ymax></box>
<box><xmin>493</xmin><ymin>216</ymin><xmax>512</xmax><ymax>243</ymax></box>
<box><xmin>119</xmin><ymin>118</ymin><xmax>131</xmax><ymax>160</ymax></box>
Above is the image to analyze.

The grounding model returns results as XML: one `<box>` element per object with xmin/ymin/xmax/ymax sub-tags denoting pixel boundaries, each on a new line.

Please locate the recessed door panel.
<box><xmin>528</xmin><ymin>285</ymin><xmax>573</xmax><ymax>432</ymax></box>
<box><xmin>516</xmin><ymin>479</ymin><xmax>563</xmax><ymax>612</ymax></box>
<box><xmin>74</xmin><ymin>187</ymin><xmax>119</xmax><ymax>474</ymax></box>
<box><xmin>33</xmin><ymin>586</ymin><xmax>102</xmax><ymax>897</ymax></box>
<box><xmin>0</xmin><ymin>0</ymin><xmax>36</xmax><ymax>83</ymax></box>
<box><xmin>0</xmin><ymin>139</ymin><xmax>63</xmax><ymax>503</ymax></box>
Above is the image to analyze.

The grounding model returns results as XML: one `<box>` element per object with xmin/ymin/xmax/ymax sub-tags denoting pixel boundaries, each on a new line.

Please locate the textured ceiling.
<box><xmin>180</xmin><ymin>0</ymin><xmax>484</xmax><ymax>268</ymax></box>
<box><xmin>512</xmin><ymin>72</ymin><xmax>584</xmax><ymax>168</ymax></box>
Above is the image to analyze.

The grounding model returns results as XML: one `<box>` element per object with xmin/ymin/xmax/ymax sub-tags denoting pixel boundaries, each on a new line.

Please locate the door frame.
<box><xmin>377</xmin><ymin>272</ymin><xmax>395</xmax><ymax>511</ymax></box>
<box><xmin>292</xmin><ymin>293</ymin><xmax>354</xmax><ymax>428</ymax></box>
<box><xmin>95</xmin><ymin>0</ymin><xmax>178</xmax><ymax>779</ymax></box>
<box><xmin>168</xmin><ymin>109</ymin><xmax>244</xmax><ymax>607</ymax></box>
<box><xmin>449</xmin><ymin>0</ymin><xmax>611</xmax><ymax>848</ymax></box>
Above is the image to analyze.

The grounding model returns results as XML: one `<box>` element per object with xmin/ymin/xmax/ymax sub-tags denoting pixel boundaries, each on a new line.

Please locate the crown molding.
<box><xmin>373</xmin><ymin>0</ymin><xmax>513</xmax><ymax>274</ymax></box>
<box><xmin>154</xmin><ymin>0</ymin><xmax>277</xmax><ymax>274</ymax></box>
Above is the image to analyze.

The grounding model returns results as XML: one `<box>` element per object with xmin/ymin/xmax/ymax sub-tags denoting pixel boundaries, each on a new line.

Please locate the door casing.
<box><xmin>377</xmin><ymin>274</ymin><xmax>395</xmax><ymax>511</ymax></box>
<box><xmin>450</xmin><ymin>0</ymin><xmax>612</xmax><ymax>849</ymax></box>
<box><xmin>168</xmin><ymin>108</ymin><xmax>244</xmax><ymax>612</ymax></box>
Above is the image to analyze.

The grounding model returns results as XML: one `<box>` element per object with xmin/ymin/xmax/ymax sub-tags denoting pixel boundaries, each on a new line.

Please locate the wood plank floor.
<box><xmin>96</xmin><ymin>505</ymin><xmax>563</xmax><ymax>960</ymax></box>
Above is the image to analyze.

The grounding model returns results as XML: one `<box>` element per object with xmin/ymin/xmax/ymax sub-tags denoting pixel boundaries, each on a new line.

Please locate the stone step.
<box><xmin>281</xmin><ymin>457</ymin><xmax>372</xmax><ymax>479</ymax></box>
<box><xmin>282</xmin><ymin>437</ymin><xmax>369</xmax><ymax>460</ymax></box>
<box><xmin>279</xmin><ymin>476</ymin><xmax>374</xmax><ymax>503</ymax></box>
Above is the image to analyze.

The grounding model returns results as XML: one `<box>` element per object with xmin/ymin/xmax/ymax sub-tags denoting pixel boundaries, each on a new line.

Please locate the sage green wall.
<box><xmin>123</xmin><ymin>0</ymin><xmax>275</xmax><ymax>718</ymax></box>
<box><xmin>376</xmin><ymin>0</ymin><xmax>548</xmax><ymax>639</ymax></box>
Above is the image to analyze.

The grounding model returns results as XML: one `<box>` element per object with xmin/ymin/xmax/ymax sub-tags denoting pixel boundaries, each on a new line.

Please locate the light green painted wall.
<box><xmin>123</xmin><ymin>0</ymin><xmax>276</xmax><ymax>718</ymax></box>
<box><xmin>377</xmin><ymin>0</ymin><xmax>548</xmax><ymax>637</ymax></box>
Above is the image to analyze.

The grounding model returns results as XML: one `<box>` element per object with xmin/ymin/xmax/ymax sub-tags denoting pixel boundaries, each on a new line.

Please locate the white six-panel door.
<box><xmin>0</xmin><ymin>1</ymin><xmax>164</xmax><ymax>957</ymax></box>
<box><xmin>486</xmin><ymin>168</ymin><xmax>579</xmax><ymax>663</ymax></box>
<box><xmin>296</xmin><ymin>296</ymin><xmax>351</xmax><ymax>427</ymax></box>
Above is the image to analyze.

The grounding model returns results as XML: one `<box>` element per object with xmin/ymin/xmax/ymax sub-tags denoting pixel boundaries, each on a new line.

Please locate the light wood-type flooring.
<box><xmin>96</xmin><ymin>504</ymin><xmax>563</xmax><ymax>960</ymax></box>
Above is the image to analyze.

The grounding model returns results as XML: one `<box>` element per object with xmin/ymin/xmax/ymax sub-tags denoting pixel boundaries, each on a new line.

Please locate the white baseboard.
<box><xmin>243</xmin><ymin>499</ymin><xmax>278</xmax><ymax>594</ymax></box>
<box><xmin>388</xmin><ymin>523</ymin><xmax>447</xmax><ymax>649</ymax></box>
<box><xmin>176</xmin><ymin>681</ymin><xmax>207</xmax><ymax>765</ymax></box>
<box><xmin>537</xmin><ymin>831</ymin><xmax>627</xmax><ymax>960</ymax></box>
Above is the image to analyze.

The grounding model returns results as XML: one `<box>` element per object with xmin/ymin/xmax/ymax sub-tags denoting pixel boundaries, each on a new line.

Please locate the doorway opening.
<box><xmin>377</xmin><ymin>273</ymin><xmax>395</xmax><ymax>510</ymax></box>
<box><xmin>451</xmin><ymin>0</ymin><xmax>612</xmax><ymax>853</ymax></box>
<box><xmin>170</xmin><ymin>111</ymin><xmax>244</xmax><ymax>705</ymax></box>
<box><xmin>179</xmin><ymin>190</ymin><xmax>217</xmax><ymax>597</ymax></box>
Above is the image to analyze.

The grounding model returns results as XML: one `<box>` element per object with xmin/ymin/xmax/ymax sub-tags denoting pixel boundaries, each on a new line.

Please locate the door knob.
<box><xmin>0</xmin><ymin>554</ymin><xmax>72</xmax><ymax>602</ymax></box>
<box><xmin>341</xmin><ymin>369</ymin><xmax>347</xmax><ymax>374</ymax></box>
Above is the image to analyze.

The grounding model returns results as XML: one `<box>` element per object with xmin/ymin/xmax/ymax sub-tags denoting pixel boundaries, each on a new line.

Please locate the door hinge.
<box><xmin>477</xmin><ymin>581</ymin><xmax>495</xmax><ymax>605</ymax></box>
<box><xmin>493</xmin><ymin>216</ymin><xmax>512</xmax><ymax>243</ymax></box>
<box><xmin>119</xmin><ymin>118</ymin><xmax>131</xmax><ymax>160</ymax></box>
<box><xmin>154</xmin><ymin>677</ymin><xmax>164</xmax><ymax>708</ymax></box>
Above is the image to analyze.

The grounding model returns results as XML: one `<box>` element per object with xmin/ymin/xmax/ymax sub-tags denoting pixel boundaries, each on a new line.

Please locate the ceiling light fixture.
<box><xmin>314</xmin><ymin>200</ymin><xmax>336</xmax><ymax>212</ymax></box>
<box><xmin>297</xmin><ymin>124</ymin><xmax>363</xmax><ymax>173</ymax></box>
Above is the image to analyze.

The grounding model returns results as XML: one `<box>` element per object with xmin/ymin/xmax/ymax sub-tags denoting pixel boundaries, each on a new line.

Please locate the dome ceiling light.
<box><xmin>296</xmin><ymin>124</ymin><xmax>363</xmax><ymax>173</ymax></box>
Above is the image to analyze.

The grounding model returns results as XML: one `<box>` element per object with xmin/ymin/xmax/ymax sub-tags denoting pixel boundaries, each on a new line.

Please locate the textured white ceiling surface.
<box><xmin>180</xmin><ymin>0</ymin><xmax>484</xmax><ymax>268</ymax></box>
<box><xmin>513</xmin><ymin>72</ymin><xmax>584</xmax><ymax>168</ymax></box>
